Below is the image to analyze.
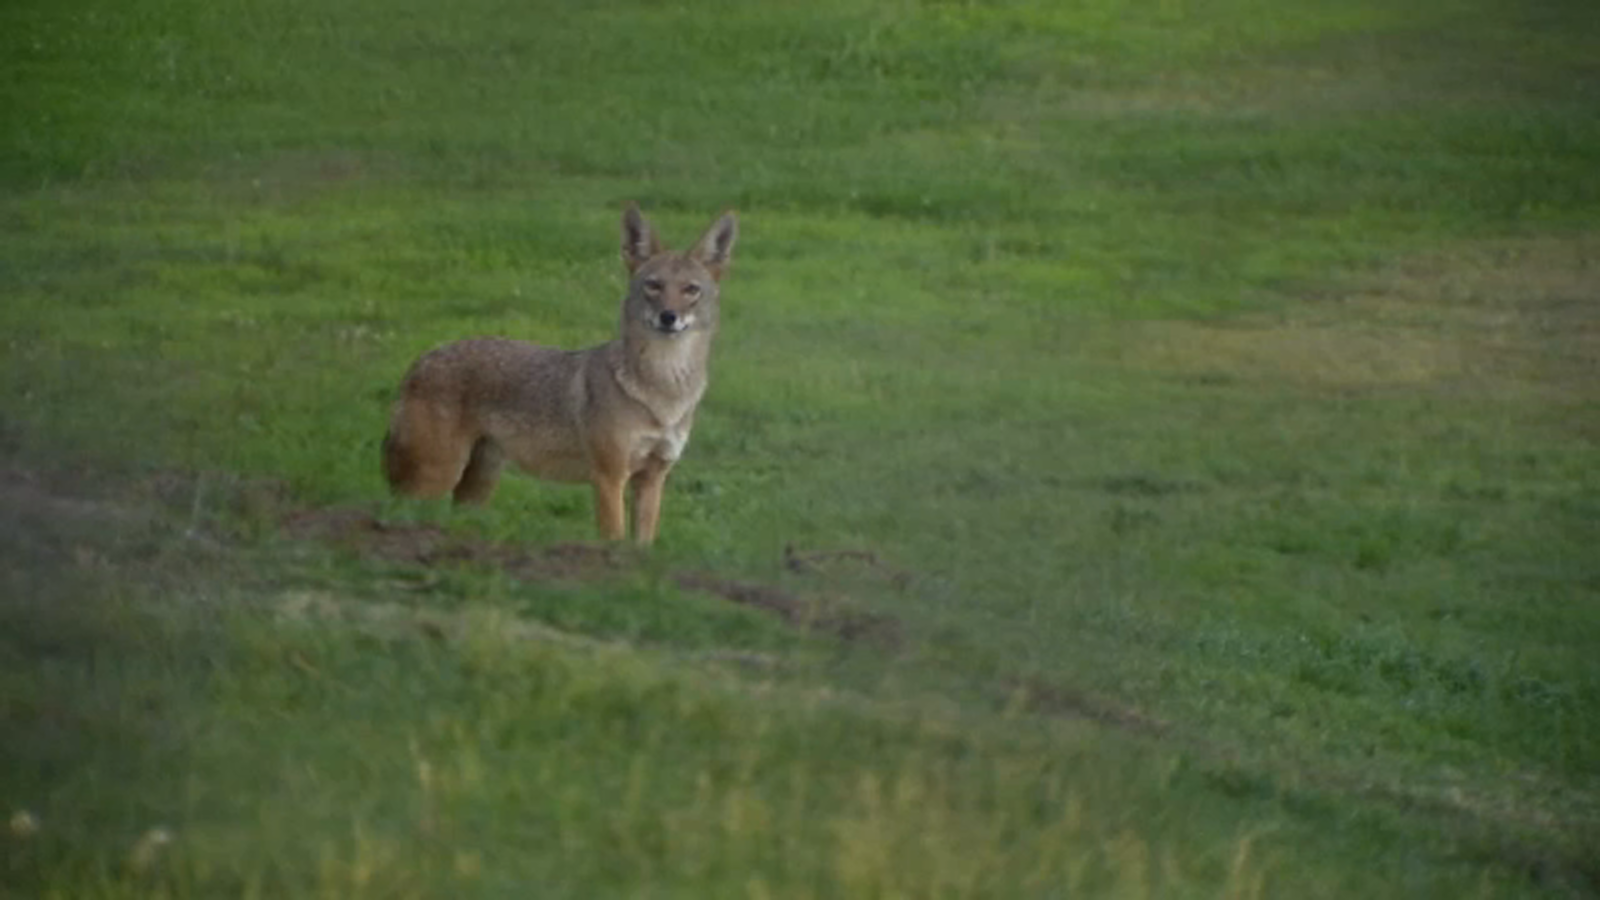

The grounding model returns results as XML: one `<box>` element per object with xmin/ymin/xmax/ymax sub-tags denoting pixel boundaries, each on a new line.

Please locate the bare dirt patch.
<box><xmin>279</xmin><ymin>507</ymin><xmax>902</xmax><ymax>645</ymax></box>
<box><xmin>280</xmin><ymin>507</ymin><xmax>622</xmax><ymax>582</ymax></box>
<box><xmin>674</xmin><ymin>572</ymin><xmax>901</xmax><ymax>647</ymax></box>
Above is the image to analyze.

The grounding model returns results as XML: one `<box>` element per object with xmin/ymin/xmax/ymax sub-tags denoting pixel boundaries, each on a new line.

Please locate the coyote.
<box><xmin>382</xmin><ymin>204</ymin><xmax>738</xmax><ymax>545</ymax></box>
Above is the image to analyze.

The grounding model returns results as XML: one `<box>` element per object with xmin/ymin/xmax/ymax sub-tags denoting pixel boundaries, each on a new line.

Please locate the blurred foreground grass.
<box><xmin>2</xmin><ymin>0</ymin><xmax>1597</xmax><ymax>895</ymax></box>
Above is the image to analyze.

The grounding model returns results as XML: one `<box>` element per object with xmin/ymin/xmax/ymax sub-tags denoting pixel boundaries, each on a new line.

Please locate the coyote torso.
<box><xmin>383</xmin><ymin>205</ymin><xmax>738</xmax><ymax>544</ymax></box>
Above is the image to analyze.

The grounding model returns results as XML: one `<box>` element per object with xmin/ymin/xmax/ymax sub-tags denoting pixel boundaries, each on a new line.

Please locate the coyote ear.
<box><xmin>621</xmin><ymin>203</ymin><xmax>663</xmax><ymax>273</ymax></box>
<box><xmin>690</xmin><ymin>211</ymin><xmax>738</xmax><ymax>280</ymax></box>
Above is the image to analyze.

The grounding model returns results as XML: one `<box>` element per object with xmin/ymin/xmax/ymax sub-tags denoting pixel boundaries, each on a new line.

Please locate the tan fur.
<box><xmin>383</xmin><ymin>204</ymin><xmax>738</xmax><ymax>544</ymax></box>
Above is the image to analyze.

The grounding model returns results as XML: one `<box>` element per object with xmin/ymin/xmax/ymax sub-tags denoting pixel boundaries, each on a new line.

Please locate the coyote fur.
<box><xmin>382</xmin><ymin>204</ymin><xmax>738</xmax><ymax>545</ymax></box>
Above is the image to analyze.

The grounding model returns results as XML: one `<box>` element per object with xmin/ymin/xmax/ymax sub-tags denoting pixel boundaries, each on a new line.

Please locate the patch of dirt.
<box><xmin>675</xmin><ymin>572</ymin><xmax>902</xmax><ymax>647</ymax></box>
<box><xmin>280</xmin><ymin>508</ymin><xmax>622</xmax><ymax>583</ymax></box>
<box><xmin>279</xmin><ymin>507</ymin><xmax>901</xmax><ymax>645</ymax></box>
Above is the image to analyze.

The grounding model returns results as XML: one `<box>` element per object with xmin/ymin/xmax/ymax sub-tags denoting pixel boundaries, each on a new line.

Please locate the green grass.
<box><xmin>3</xmin><ymin>0</ymin><xmax>1599</xmax><ymax>895</ymax></box>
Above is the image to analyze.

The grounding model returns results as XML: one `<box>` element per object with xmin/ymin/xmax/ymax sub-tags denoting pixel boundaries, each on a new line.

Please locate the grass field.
<box><xmin>3</xmin><ymin>0</ymin><xmax>1599</xmax><ymax>896</ymax></box>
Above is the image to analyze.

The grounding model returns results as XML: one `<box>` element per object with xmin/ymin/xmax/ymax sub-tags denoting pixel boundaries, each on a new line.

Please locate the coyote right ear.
<box><xmin>621</xmin><ymin>203</ymin><xmax>663</xmax><ymax>273</ymax></box>
<box><xmin>689</xmin><ymin>211</ymin><xmax>738</xmax><ymax>281</ymax></box>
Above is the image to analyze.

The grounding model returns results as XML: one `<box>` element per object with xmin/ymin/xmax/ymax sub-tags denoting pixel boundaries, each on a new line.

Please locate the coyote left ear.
<box><xmin>621</xmin><ymin>203</ymin><xmax>663</xmax><ymax>273</ymax></box>
<box><xmin>690</xmin><ymin>211</ymin><xmax>738</xmax><ymax>280</ymax></box>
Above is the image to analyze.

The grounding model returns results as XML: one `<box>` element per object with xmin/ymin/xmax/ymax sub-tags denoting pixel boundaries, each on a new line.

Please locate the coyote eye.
<box><xmin>643</xmin><ymin>278</ymin><xmax>665</xmax><ymax>293</ymax></box>
<box><xmin>682</xmin><ymin>282</ymin><xmax>702</xmax><ymax>299</ymax></box>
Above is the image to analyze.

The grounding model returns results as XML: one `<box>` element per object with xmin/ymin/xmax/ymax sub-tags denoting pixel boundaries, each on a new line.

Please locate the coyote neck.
<box><xmin>614</xmin><ymin>330</ymin><xmax>711</xmax><ymax>422</ymax></box>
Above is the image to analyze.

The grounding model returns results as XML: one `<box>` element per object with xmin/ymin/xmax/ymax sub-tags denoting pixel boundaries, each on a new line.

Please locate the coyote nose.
<box><xmin>658</xmin><ymin>310</ymin><xmax>679</xmax><ymax>329</ymax></box>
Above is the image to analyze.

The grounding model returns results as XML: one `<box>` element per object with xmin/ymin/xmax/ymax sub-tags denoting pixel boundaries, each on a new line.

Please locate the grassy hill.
<box><xmin>3</xmin><ymin>0</ymin><xmax>1597</xmax><ymax>895</ymax></box>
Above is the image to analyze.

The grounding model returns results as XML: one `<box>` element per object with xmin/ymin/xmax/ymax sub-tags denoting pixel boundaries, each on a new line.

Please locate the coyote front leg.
<box><xmin>588</xmin><ymin>441</ymin><xmax>630</xmax><ymax>541</ymax></box>
<box><xmin>629</xmin><ymin>457</ymin><xmax>672</xmax><ymax>546</ymax></box>
<box><xmin>591</xmin><ymin>473</ymin><xmax>627</xmax><ymax>541</ymax></box>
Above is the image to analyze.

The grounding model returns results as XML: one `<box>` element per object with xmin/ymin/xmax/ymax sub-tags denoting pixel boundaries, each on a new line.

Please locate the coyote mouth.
<box><xmin>648</xmin><ymin>313</ymin><xmax>693</xmax><ymax>335</ymax></box>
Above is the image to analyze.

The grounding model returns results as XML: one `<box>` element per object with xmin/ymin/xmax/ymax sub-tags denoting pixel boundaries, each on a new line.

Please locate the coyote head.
<box><xmin>620</xmin><ymin>204</ymin><xmax>738</xmax><ymax>338</ymax></box>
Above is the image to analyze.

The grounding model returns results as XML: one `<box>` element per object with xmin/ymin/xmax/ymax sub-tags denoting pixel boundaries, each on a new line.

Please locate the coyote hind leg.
<box><xmin>383</xmin><ymin>401</ymin><xmax>476</xmax><ymax>500</ymax></box>
<box><xmin>452</xmin><ymin>437</ymin><xmax>504</xmax><ymax>505</ymax></box>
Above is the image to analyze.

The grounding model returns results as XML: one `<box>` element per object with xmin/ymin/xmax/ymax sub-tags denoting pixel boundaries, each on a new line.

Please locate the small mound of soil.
<box><xmin>675</xmin><ymin>572</ymin><xmax>901</xmax><ymax>647</ymax></box>
<box><xmin>280</xmin><ymin>508</ymin><xmax>620</xmax><ymax>582</ymax></box>
<box><xmin>280</xmin><ymin>507</ymin><xmax>899</xmax><ymax>646</ymax></box>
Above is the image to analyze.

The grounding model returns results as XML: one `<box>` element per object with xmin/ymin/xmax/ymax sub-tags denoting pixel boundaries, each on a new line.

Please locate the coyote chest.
<box><xmin>635</xmin><ymin>415</ymin><xmax>691</xmax><ymax>465</ymax></box>
<box><xmin>618</xmin><ymin>369</ymin><xmax>705</xmax><ymax>467</ymax></box>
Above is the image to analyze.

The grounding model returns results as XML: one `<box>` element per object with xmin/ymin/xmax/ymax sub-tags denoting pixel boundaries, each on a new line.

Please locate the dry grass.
<box><xmin>1126</xmin><ymin>234</ymin><xmax>1600</xmax><ymax>400</ymax></box>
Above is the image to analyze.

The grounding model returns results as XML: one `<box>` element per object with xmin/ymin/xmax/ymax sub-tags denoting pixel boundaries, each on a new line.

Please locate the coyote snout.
<box><xmin>382</xmin><ymin>204</ymin><xmax>738</xmax><ymax>545</ymax></box>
